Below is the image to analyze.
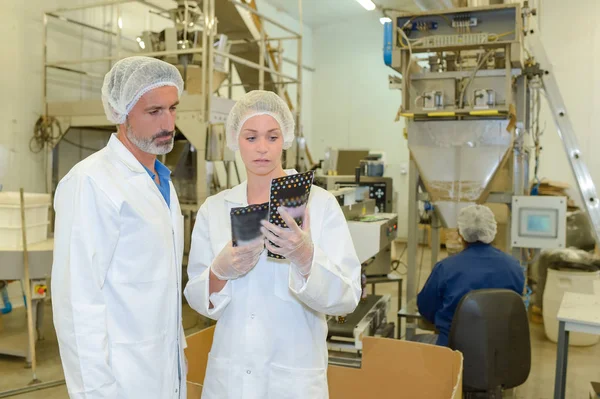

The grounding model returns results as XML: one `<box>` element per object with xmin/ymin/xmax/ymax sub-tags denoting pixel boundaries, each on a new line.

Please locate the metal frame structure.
<box><xmin>41</xmin><ymin>0</ymin><xmax>304</xmax><ymax>209</ymax></box>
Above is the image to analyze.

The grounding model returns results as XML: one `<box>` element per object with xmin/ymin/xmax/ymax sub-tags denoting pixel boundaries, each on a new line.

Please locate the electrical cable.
<box><xmin>397</xmin><ymin>27</ymin><xmax>414</xmax><ymax>79</ymax></box>
<box><xmin>391</xmin><ymin>244</ymin><xmax>408</xmax><ymax>275</ymax></box>
<box><xmin>31</xmin><ymin>115</ymin><xmax>64</xmax><ymax>153</ymax></box>
<box><xmin>488</xmin><ymin>30</ymin><xmax>515</xmax><ymax>41</ymax></box>
<box><xmin>60</xmin><ymin>137</ymin><xmax>102</xmax><ymax>153</ymax></box>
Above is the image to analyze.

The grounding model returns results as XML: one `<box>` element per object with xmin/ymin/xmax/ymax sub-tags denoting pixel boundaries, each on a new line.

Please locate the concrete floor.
<box><xmin>1</xmin><ymin>247</ymin><xmax>599</xmax><ymax>398</ymax></box>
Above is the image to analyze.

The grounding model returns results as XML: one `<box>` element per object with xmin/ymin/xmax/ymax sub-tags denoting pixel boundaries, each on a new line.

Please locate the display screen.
<box><xmin>519</xmin><ymin>208</ymin><xmax>558</xmax><ymax>239</ymax></box>
<box><xmin>527</xmin><ymin>214</ymin><xmax>552</xmax><ymax>234</ymax></box>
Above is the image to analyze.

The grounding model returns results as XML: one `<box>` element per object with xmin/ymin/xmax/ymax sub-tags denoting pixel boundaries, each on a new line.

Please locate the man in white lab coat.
<box><xmin>52</xmin><ymin>56</ymin><xmax>187</xmax><ymax>399</ymax></box>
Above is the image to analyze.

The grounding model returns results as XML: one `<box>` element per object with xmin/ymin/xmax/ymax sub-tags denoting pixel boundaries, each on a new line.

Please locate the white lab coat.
<box><xmin>52</xmin><ymin>134</ymin><xmax>186</xmax><ymax>399</ymax></box>
<box><xmin>184</xmin><ymin>171</ymin><xmax>362</xmax><ymax>399</ymax></box>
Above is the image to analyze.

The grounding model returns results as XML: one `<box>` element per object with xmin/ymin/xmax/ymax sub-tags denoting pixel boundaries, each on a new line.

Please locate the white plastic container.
<box><xmin>543</xmin><ymin>268</ymin><xmax>600</xmax><ymax>346</ymax></box>
<box><xmin>0</xmin><ymin>192</ymin><xmax>51</xmax><ymax>249</ymax></box>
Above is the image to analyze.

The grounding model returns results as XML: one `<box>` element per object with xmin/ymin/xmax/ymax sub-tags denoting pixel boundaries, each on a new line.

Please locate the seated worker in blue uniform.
<box><xmin>416</xmin><ymin>205</ymin><xmax>525</xmax><ymax>346</ymax></box>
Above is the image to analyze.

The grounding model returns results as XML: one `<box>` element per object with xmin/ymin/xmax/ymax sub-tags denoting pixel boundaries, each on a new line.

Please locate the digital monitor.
<box><xmin>519</xmin><ymin>208</ymin><xmax>558</xmax><ymax>239</ymax></box>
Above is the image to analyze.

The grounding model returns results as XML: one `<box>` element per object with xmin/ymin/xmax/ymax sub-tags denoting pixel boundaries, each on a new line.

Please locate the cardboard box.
<box><xmin>185</xmin><ymin>326</ymin><xmax>463</xmax><ymax>398</ymax></box>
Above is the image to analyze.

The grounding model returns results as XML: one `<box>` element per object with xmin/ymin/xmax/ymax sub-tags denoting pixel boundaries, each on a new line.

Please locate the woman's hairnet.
<box><xmin>101</xmin><ymin>56</ymin><xmax>184</xmax><ymax>124</ymax></box>
<box><xmin>457</xmin><ymin>205</ymin><xmax>497</xmax><ymax>244</ymax></box>
<box><xmin>225</xmin><ymin>90</ymin><xmax>295</xmax><ymax>151</ymax></box>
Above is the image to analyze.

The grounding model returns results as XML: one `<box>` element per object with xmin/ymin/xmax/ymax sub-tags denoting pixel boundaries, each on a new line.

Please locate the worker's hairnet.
<box><xmin>101</xmin><ymin>56</ymin><xmax>184</xmax><ymax>124</ymax></box>
<box><xmin>225</xmin><ymin>90</ymin><xmax>295</xmax><ymax>151</ymax></box>
<box><xmin>457</xmin><ymin>205</ymin><xmax>497</xmax><ymax>244</ymax></box>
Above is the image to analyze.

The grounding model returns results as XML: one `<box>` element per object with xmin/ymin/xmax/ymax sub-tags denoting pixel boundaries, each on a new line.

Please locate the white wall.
<box><xmin>528</xmin><ymin>0</ymin><xmax>600</xmax><ymax>205</ymax></box>
<box><xmin>311</xmin><ymin>13</ymin><xmax>409</xmax><ymax>236</ymax></box>
<box><xmin>310</xmin><ymin>0</ymin><xmax>600</xmax><ymax>238</ymax></box>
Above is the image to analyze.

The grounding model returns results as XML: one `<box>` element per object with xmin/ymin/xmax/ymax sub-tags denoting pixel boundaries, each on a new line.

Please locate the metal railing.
<box><xmin>42</xmin><ymin>0</ymin><xmax>304</xmax><ymax>126</ymax></box>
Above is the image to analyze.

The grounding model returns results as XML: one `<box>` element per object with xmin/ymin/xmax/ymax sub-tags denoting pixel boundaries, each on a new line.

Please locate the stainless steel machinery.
<box><xmin>384</xmin><ymin>2</ymin><xmax>600</xmax><ymax>338</ymax></box>
<box><xmin>318</xmin><ymin>177</ymin><xmax>397</xmax><ymax>276</ymax></box>
<box><xmin>314</xmin><ymin>175</ymin><xmax>394</xmax><ymax>214</ymax></box>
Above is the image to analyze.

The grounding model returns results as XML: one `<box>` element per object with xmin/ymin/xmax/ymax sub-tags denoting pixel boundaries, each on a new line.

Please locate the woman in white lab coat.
<box><xmin>184</xmin><ymin>90</ymin><xmax>361</xmax><ymax>399</ymax></box>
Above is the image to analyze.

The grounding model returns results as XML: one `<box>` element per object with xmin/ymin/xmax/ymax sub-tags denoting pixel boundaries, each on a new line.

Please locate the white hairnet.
<box><xmin>225</xmin><ymin>90</ymin><xmax>295</xmax><ymax>151</ymax></box>
<box><xmin>457</xmin><ymin>205</ymin><xmax>497</xmax><ymax>244</ymax></box>
<box><xmin>101</xmin><ymin>56</ymin><xmax>184</xmax><ymax>124</ymax></box>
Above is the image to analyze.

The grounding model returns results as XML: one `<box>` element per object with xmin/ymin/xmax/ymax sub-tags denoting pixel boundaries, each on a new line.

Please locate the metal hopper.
<box><xmin>408</xmin><ymin>119</ymin><xmax>513</xmax><ymax>228</ymax></box>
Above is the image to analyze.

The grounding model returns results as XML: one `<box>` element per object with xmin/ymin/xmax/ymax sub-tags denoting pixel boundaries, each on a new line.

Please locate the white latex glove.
<box><xmin>210</xmin><ymin>239</ymin><xmax>264</xmax><ymax>280</ymax></box>
<box><xmin>260</xmin><ymin>207</ymin><xmax>314</xmax><ymax>276</ymax></box>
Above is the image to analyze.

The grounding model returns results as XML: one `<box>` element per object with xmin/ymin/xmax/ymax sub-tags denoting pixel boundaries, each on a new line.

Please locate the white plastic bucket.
<box><xmin>543</xmin><ymin>268</ymin><xmax>600</xmax><ymax>346</ymax></box>
<box><xmin>0</xmin><ymin>192</ymin><xmax>51</xmax><ymax>249</ymax></box>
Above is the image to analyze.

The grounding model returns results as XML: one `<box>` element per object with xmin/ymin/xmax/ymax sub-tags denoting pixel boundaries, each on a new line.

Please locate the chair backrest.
<box><xmin>449</xmin><ymin>289</ymin><xmax>531</xmax><ymax>392</ymax></box>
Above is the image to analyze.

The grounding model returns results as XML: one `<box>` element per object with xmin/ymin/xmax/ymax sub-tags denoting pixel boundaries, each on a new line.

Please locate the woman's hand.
<box><xmin>260</xmin><ymin>207</ymin><xmax>314</xmax><ymax>276</ymax></box>
<box><xmin>210</xmin><ymin>239</ymin><xmax>265</xmax><ymax>280</ymax></box>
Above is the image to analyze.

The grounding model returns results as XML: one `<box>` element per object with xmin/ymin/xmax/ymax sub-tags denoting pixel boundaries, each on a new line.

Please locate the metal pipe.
<box><xmin>227</xmin><ymin>60</ymin><xmax>233</xmax><ymax>99</ymax></box>
<box><xmin>116</xmin><ymin>4</ymin><xmax>122</xmax><ymax>58</ymax></box>
<box><xmin>229</xmin><ymin>36</ymin><xmax>298</xmax><ymax>45</ymax></box>
<box><xmin>220</xmin><ymin>82</ymin><xmax>295</xmax><ymax>88</ymax></box>
<box><xmin>0</xmin><ymin>379</ymin><xmax>66</xmax><ymax>398</ymax></box>
<box><xmin>206</xmin><ymin>0</ymin><xmax>215</xmax><ymax>118</ymax></box>
<box><xmin>46</xmin><ymin>47</ymin><xmax>204</xmax><ymax>67</ymax></box>
<box><xmin>135</xmin><ymin>0</ymin><xmax>170</xmax><ymax>14</ymax></box>
<box><xmin>228</xmin><ymin>0</ymin><xmax>301</xmax><ymax>37</ymax></box>
<box><xmin>46</xmin><ymin>12</ymin><xmax>137</xmax><ymax>42</ymax></box>
<box><xmin>282</xmin><ymin>56</ymin><xmax>315</xmax><ymax>72</ymax></box>
<box><xmin>51</xmin><ymin>0</ymin><xmax>135</xmax><ymax>13</ymax></box>
<box><xmin>430</xmin><ymin>210</ymin><xmax>440</xmax><ymax>270</ymax></box>
<box><xmin>259</xmin><ymin>24</ymin><xmax>265</xmax><ymax>90</ymax></box>
<box><xmin>201</xmin><ymin>0</ymin><xmax>208</xmax><ymax>123</ymax></box>
<box><xmin>295</xmin><ymin>0</ymin><xmax>303</xmax><ymax>169</ymax></box>
<box><xmin>505</xmin><ymin>44</ymin><xmax>512</xmax><ymax>108</ymax></box>
<box><xmin>47</xmin><ymin>65</ymin><xmax>105</xmax><ymax>79</ymax></box>
<box><xmin>147</xmin><ymin>8</ymin><xmax>173</xmax><ymax>21</ymax></box>
<box><xmin>47</xmin><ymin>49</ymin><xmax>298</xmax><ymax>82</ymax></box>
<box><xmin>214</xmin><ymin>50</ymin><xmax>298</xmax><ymax>81</ymax></box>
<box><xmin>406</xmin><ymin>158</ymin><xmax>419</xmax><ymax>340</ymax></box>
<box><xmin>42</xmin><ymin>12</ymin><xmax>48</xmax><ymax>118</ymax></box>
<box><xmin>277</xmin><ymin>40</ymin><xmax>284</xmax><ymax>97</ymax></box>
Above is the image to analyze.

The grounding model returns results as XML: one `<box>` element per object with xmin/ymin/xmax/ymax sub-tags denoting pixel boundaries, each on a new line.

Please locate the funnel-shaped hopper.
<box><xmin>408</xmin><ymin>120</ymin><xmax>513</xmax><ymax>228</ymax></box>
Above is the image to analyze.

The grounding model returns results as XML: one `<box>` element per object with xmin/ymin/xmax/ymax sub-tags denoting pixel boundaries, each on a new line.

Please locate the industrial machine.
<box><xmin>315</xmin><ymin>175</ymin><xmax>394</xmax><ymax>214</ymax></box>
<box><xmin>327</xmin><ymin>294</ymin><xmax>393</xmax><ymax>368</ymax></box>
<box><xmin>347</xmin><ymin>215</ymin><xmax>398</xmax><ymax>276</ymax></box>
<box><xmin>321</xmin><ymin>178</ymin><xmax>397</xmax><ymax>276</ymax></box>
<box><xmin>384</xmin><ymin>1</ymin><xmax>600</xmax><ymax>338</ymax></box>
<box><xmin>325</xmin><ymin>187</ymin><xmax>397</xmax><ymax>366</ymax></box>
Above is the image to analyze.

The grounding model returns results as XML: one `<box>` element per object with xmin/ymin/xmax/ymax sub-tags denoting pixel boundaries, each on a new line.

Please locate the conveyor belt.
<box><xmin>327</xmin><ymin>295</ymin><xmax>382</xmax><ymax>338</ymax></box>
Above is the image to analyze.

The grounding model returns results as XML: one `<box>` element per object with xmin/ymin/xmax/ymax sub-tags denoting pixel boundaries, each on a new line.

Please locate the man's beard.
<box><xmin>126</xmin><ymin>123</ymin><xmax>175</xmax><ymax>155</ymax></box>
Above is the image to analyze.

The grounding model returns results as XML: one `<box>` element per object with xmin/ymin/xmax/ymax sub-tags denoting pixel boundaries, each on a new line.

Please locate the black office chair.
<box><xmin>449</xmin><ymin>289</ymin><xmax>531</xmax><ymax>399</ymax></box>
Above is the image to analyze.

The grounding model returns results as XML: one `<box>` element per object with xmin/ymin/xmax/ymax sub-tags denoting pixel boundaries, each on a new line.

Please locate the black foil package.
<box><xmin>230</xmin><ymin>202</ymin><xmax>269</xmax><ymax>247</ymax></box>
<box><xmin>267</xmin><ymin>171</ymin><xmax>315</xmax><ymax>259</ymax></box>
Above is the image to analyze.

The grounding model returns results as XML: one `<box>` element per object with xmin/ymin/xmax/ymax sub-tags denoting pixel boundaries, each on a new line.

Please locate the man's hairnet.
<box><xmin>225</xmin><ymin>90</ymin><xmax>295</xmax><ymax>151</ymax></box>
<box><xmin>457</xmin><ymin>205</ymin><xmax>497</xmax><ymax>244</ymax></box>
<box><xmin>101</xmin><ymin>56</ymin><xmax>184</xmax><ymax>124</ymax></box>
